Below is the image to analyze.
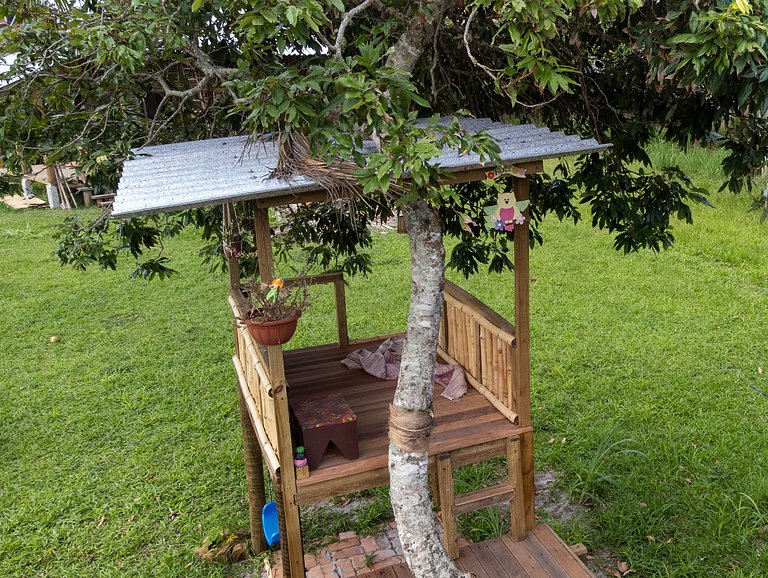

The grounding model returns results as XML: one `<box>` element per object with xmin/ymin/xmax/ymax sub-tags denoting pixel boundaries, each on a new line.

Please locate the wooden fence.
<box><xmin>439</xmin><ymin>281</ymin><xmax>521</xmax><ymax>425</ymax></box>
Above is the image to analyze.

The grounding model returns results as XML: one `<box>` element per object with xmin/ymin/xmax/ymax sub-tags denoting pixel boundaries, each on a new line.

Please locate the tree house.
<box><xmin>112</xmin><ymin>119</ymin><xmax>609</xmax><ymax>577</ymax></box>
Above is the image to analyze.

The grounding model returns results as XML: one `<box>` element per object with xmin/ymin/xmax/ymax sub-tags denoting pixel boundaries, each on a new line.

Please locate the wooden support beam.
<box><xmin>333</xmin><ymin>277</ymin><xmax>349</xmax><ymax>347</ymax></box>
<box><xmin>507</xmin><ymin>437</ymin><xmax>527</xmax><ymax>541</ymax></box>
<box><xmin>436</xmin><ymin>453</ymin><xmax>459</xmax><ymax>559</ymax></box>
<box><xmin>254</xmin><ymin>161</ymin><xmax>545</xmax><ymax>209</ymax></box>
<box><xmin>253</xmin><ymin>207</ymin><xmax>305</xmax><ymax>578</ymax></box>
<box><xmin>454</xmin><ymin>483</ymin><xmax>515</xmax><ymax>516</ymax></box>
<box><xmin>513</xmin><ymin>177</ymin><xmax>535</xmax><ymax>532</ymax></box>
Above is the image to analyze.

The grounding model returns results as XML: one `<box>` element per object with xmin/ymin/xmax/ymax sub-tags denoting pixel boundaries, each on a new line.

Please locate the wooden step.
<box><xmin>454</xmin><ymin>482</ymin><xmax>516</xmax><ymax>515</ymax></box>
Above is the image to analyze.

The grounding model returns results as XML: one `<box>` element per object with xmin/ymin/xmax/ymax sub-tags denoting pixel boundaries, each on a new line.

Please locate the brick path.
<box><xmin>264</xmin><ymin>519</ymin><xmax>468</xmax><ymax>577</ymax></box>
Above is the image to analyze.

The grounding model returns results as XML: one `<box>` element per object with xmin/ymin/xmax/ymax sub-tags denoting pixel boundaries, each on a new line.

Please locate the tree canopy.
<box><xmin>2</xmin><ymin>0</ymin><xmax>765</xmax><ymax>279</ymax></box>
<box><xmin>3</xmin><ymin>2</ymin><xmax>766</xmax><ymax>575</ymax></box>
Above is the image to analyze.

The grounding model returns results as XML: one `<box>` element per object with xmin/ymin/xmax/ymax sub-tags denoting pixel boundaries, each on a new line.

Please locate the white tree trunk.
<box><xmin>389</xmin><ymin>199</ymin><xmax>469</xmax><ymax>577</ymax></box>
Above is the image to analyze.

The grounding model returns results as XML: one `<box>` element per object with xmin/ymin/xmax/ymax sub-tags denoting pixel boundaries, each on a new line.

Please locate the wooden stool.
<box><xmin>290</xmin><ymin>394</ymin><xmax>359</xmax><ymax>470</ymax></box>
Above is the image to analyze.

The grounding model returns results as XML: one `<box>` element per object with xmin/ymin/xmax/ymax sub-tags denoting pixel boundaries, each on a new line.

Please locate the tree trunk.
<box><xmin>389</xmin><ymin>199</ymin><xmax>469</xmax><ymax>577</ymax></box>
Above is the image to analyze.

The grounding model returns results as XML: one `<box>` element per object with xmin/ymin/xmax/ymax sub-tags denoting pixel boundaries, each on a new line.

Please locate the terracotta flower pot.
<box><xmin>244</xmin><ymin>310</ymin><xmax>301</xmax><ymax>345</ymax></box>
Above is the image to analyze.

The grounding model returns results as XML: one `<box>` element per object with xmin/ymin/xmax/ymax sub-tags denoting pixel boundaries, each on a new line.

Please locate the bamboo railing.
<box><xmin>230</xmin><ymin>294</ymin><xmax>281</xmax><ymax>474</ymax></box>
<box><xmin>439</xmin><ymin>281</ymin><xmax>521</xmax><ymax>425</ymax></box>
<box><xmin>229</xmin><ymin>272</ymin><xmax>349</xmax><ymax>476</ymax></box>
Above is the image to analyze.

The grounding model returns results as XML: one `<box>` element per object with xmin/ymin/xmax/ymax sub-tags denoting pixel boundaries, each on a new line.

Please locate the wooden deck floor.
<box><xmin>284</xmin><ymin>338</ymin><xmax>530</xmax><ymax>504</ymax></box>
<box><xmin>359</xmin><ymin>525</ymin><xmax>594</xmax><ymax>578</ymax></box>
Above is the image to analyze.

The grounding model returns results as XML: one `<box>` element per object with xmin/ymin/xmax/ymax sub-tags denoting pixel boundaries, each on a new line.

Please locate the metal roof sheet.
<box><xmin>112</xmin><ymin>118</ymin><xmax>610</xmax><ymax>218</ymax></box>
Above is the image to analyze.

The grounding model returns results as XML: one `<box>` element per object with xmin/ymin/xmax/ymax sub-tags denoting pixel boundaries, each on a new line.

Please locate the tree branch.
<box><xmin>334</xmin><ymin>0</ymin><xmax>376</xmax><ymax>59</ymax></box>
<box><xmin>463</xmin><ymin>7</ymin><xmax>502</xmax><ymax>83</ymax></box>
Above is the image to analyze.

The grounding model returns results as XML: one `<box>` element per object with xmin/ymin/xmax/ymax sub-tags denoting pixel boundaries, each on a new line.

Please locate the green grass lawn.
<box><xmin>1</xmin><ymin>142</ymin><xmax>768</xmax><ymax>577</ymax></box>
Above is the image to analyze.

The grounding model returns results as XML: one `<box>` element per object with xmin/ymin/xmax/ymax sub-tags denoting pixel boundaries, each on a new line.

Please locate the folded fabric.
<box><xmin>341</xmin><ymin>337</ymin><xmax>467</xmax><ymax>400</ymax></box>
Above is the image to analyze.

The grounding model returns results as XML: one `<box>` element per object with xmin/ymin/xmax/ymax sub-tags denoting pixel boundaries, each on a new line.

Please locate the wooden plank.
<box><xmin>520</xmin><ymin>531</ymin><xmax>570</xmax><ymax>578</ymax></box>
<box><xmin>456</xmin><ymin>545</ymin><xmax>490</xmax><ymax>578</ymax></box>
<box><xmin>446</xmin><ymin>438</ymin><xmax>509</xmax><ymax>468</ymax></box>
<box><xmin>436</xmin><ymin>453</ymin><xmax>459</xmax><ymax>559</ymax></box>
<box><xmin>531</xmin><ymin>526</ymin><xmax>593</xmax><ymax>577</ymax></box>
<box><xmin>485</xmin><ymin>536</ymin><xmax>529</xmax><ymax>577</ymax></box>
<box><xmin>362</xmin><ymin>566</ymin><xmax>403</xmax><ymax>578</ymax></box>
<box><xmin>254</xmin><ymin>162</ymin><xmax>545</xmax><ymax>209</ymax></box>
<box><xmin>296</xmin><ymin>465</ymin><xmax>390</xmax><ymax>505</ymax></box>
<box><xmin>454</xmin><ymin>483</ymin><xmax>515</xmax><ymax>516</ymax></box>
<box><xmin>499</xmin><ymin>534</ymin><xmax>550</xmax><ymax>578</ymax></box>
<box><xmin>570</xmin><ymin>544</ymin><xmax>588</xmax><ymax>559</ymax></box>
<box><xmin>2</xmin><ymin>194</ymin><xmax>47</xmax><ymax>209</ymax></box>
<box><xmin>391</xmin><ymin>563</ymin><xmax>415</xmax><ymax>577</ymax></box>
<box><xmin>472</xmin><ymin>540</ymin><xmax>518</xmax><ymax>577</ymax></box>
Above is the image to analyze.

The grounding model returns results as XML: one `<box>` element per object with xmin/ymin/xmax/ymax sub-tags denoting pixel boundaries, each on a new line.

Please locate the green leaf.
<box><xmin>191</xmin><ymin>0</ymin><xmax>205</xmax><ymax>12</ymax></box>
<box><xmin>286</xmin><ymin>6</ymin><xmax>300</xmax><ymax>26</ymax></box>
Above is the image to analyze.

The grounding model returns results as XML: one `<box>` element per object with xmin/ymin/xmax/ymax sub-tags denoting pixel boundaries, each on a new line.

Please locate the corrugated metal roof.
<box><xmin>112</xmin><ymin>118</ymin><xmax>610</xmax><ymax>218</ymax></box>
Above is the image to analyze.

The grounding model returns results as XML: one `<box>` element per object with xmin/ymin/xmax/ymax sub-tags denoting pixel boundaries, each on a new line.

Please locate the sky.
<box><xmin>0</xmin><ymin>52</ymin><xmax>16</xmax><ymax>74</ymax></box>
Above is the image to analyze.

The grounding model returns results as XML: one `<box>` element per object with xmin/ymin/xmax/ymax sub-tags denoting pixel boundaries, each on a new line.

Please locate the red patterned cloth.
<box><xmin>292</xmin><ymin>393</ymin><xmax>356</xmax><ymax>430</ymax></box>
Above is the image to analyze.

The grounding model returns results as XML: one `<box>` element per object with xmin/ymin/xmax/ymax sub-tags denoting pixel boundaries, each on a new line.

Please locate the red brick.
<box><xmin>336</xmin><ymin>559</ymin><xmax>355</xmax><ymax>577</ymax></box>
<box><xmin>360</xmin><ymin>536</ymin><xmax>378</xmax><ymax>553</ymax></box>
<box><xmin>306</xmin><ymin>566</ymin><xmax>324</xmax><ymax>578</ymax></box>
<box><xmin>373</xmin><ymin>548</ymin><xmax>396</xmax><ymax>561</ymax></box>
<box><xmin>331</xmin><ymin>545</ymin><xmax>363</xmax><ymax>561</ymax></box>
<box><xmin>338</xmin><ymin>531</ymin><xmax>357</xmax><ymax>540</ymax></box>
<box><xmin>328</xmin><ymin>538</ymin><xmax>359</xmax><ymax>551</ymax></box>
<box><xmin>350</xmin><ymin>554</ymin><xmax>370</xmax><ymax>570</ymax></box>
<box><xmin>315</xmin><ymin>549</ymin><xmax>333</xmax><ymax>564</ymax></box>
<box><xmin>318</xmin><ymin>562</ymin><xmax>336</xmax><ymax>577</ymax></box>
<box><xmin>304</xmin><ymin>553</ymin><xmax>318</xmax><ymax>567</ymax></box>
<box><xmin>374</xmin><ymin>535</ymin><xmax>390</xmax><ymax>549</ymax></box>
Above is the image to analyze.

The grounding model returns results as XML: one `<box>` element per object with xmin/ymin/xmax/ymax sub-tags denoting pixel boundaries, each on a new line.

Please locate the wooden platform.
<box><xmin>359</xmin><ymin>525</ymin><xmax>593</xmax><ymax>578</ymax></box>
<box><xmin>284</xmin><ymin>338</ymin><xmax>530</xmax><ymax>505</ymax></box>
<box><xmin>2</xmin><ymin>194</ymin><xmax>47</xmax><ymax>209</ymax></box>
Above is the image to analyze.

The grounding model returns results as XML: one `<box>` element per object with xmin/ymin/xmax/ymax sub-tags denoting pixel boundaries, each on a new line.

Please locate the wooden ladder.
<box><xmin>434</xmin><ymin>436</ymin><xmax>527</xmax><ymax>559</ymax></box>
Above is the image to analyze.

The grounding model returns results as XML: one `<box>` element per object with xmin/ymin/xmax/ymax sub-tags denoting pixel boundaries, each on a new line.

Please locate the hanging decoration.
<box><xmin>483</xmin><ymin>167</ymin><xmax>530</xmax><ymax>232</ymax></box>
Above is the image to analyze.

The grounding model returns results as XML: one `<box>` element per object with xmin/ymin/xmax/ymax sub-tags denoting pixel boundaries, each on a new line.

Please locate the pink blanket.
<box><xmin>340</xmin><ymin>337</ymin><xmax>467</xmax><ymax>400</ymax></box>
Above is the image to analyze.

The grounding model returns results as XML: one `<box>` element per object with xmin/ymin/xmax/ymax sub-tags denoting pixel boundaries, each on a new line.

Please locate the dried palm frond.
<box><xmin>269</xmin><ymin>131</ymin><xmax>403</xmax><ymax>202</ymax></box>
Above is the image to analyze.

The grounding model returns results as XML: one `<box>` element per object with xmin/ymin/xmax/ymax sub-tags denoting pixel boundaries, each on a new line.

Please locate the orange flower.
<box><xmin>270</xmin><ymin>277</ymin><xmax>284</xmax><ymax>289</ymax></box>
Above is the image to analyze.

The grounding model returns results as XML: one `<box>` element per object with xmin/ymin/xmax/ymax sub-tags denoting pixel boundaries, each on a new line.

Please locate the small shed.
<box><xmin>113</xmin><ymin>119</ymin><xmax>609</xmax><ymax>578</ymax></box>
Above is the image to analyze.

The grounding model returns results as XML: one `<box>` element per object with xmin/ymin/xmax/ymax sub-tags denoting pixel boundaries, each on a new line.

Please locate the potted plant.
<box><xmin>240</xmin><ymin>276</ymin><xmax>309</xmax><ymax>345</ymax></box>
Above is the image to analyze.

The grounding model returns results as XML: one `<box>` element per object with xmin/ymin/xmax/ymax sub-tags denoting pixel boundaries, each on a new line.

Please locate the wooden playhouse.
<box><xmin>112</xmin><ymin>120</ymin><xmax>610</xmax><ymax>577</ymax></box>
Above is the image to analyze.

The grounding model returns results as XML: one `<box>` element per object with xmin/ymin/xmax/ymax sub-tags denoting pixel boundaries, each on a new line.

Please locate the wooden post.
<box><xmin>238</xmin><ymin>386</ymin><xmax>268</xmax><ymax>553</ymax></box>
<box><xmin>253</xmin><ymin>207</ymin><xmax>305</xmax><ymax>578</ymax></box>
<box><xmin>513</xmin><ymin>177</ymin><xmax>535</xmax><ymax>532</ymax></box>
<box><xmin>507</xmin><ymin>437</ymin><xmax>527</xmax><ymax>541</ymax></box>
<box><xmin>436</xmin><ymin>453</ymin><xmax>459</xmax><ymax>559</ymax></box>
<box><xmin>333</xmin><ymin>277</ymin><xmax>349</xmax><ymax>347</ymax></box>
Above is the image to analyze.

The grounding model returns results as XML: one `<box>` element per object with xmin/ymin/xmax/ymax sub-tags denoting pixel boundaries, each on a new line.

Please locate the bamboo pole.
<box><xmin>438</xmin><ymin>346</ymin><xmax>520</xmax><ymax>425</ymax></box>
<box><xmin>233</xmin><ymin>356</ymin><xmax>280</xmax><ymax>473</ymax></box>
<box><xmin>237</xmin><ymin>385</ymin><xmax>268</xmax><ymax>553</ymax></box>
